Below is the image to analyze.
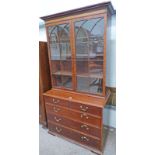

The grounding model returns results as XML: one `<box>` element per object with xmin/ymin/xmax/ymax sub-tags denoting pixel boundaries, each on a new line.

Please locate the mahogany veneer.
<box><xmin>46</xmin><ymin>103</ymin><xmax>101</xmax><ymax>127</ymax></box>
<box><xmin>41</xmin><ymin>1</ymin><xmax>115</xmax><ymax>154</ymax></box>
<box><xmin>39</xmin><ymin>41</ymin><xmax>51</xmax><ymax>127</ymax></box>
<box><xmin>43</xmin><ymin>89</ymin><xmax>111</xmax><ymax>154</ymax></box>
<box><xmin>48</xmin><ymin>121</ymin><xmax>101</xmax><ymax>150</ymax></box>
<box><xmin>47</xmin><ymin>113</ymin><xmax>101</xmax><ymax>138</ymax></box>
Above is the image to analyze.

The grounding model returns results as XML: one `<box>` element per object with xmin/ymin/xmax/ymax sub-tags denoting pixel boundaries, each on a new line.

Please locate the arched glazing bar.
<box><xmin>75</xmin><ymin>17</ymin><xmax>104</xmax><ymax>94</ymax></box>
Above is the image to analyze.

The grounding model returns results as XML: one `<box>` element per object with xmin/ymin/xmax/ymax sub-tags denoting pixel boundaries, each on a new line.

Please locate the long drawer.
<box><xmin>46</xmin><ymin>103</ymin><xmax>101</xmax><ymax>127</ymax></box>
<box><xmin>48</xmin><ymin>121</ymin><xmax>101</xmax><ymax>150</ymax></box>
<box><xmin>44</xmin><ymin>96</ymin><xmax>102</xmax><ymax>116</ymax></box>
<box><xmin>47</xmin><ymin>113</ymin><xmax>101</xmax><ymax>138</ymax></box>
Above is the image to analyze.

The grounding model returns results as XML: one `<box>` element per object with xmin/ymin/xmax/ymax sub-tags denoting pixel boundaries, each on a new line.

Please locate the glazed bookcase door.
<box><xmin>48</xmin><ymin>23</ymin><xmax>73</xmax><ymax>89</ymax></box>
<box><xmin>74</xmin><ymin>17</ymin><xmax>104</xmax><ymax>95</ymax></box>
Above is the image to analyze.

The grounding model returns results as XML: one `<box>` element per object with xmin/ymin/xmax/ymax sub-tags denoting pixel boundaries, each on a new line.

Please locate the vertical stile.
<box><xmin>103</xmin><ymin>14</ymin><xmax>107</xmax><ymax>97</ymax></box>
<box><xmin>45</xmin><ymin>25</ymin><xmax>54</xmax><ymax>87</ymax></box>
<box><xmin>70</xmin><ymin>20</ymin><xmax>77</xmax><ymax>90</ymax></box>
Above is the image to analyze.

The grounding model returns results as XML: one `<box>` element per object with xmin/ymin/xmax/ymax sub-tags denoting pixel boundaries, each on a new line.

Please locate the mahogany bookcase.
<box><xmin>40</xmin><ymin>2</ymin><xmax>115</xmax><ymax>154</ymax></box>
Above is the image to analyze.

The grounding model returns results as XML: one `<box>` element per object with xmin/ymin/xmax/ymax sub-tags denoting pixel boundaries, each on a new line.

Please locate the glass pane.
<box><xmin>61</xmin><ymin>61</ymin><xmax>72</xmax><ymax>76</ymax></box>
<box><xmin>51</xmin><ymin>60</ymin><xmax>61</xmax><ymax>74</ymax></box>
<box><xmin>75</xmin><ymin>17</ymin><xmax>104</xmax><ymax>59</ymax></box>
<box><xmin>89</xmin><ymin>61</ymin><xmax>103</xmax><ymax>78</ymax></box>
<box><xmin>48</xmin><ymin>23</ymin><xmax>71</xmax><ymax>60</ymax></box>
<box><xmin>76</xmin><ymin>41</ymin><xmax>89</xmax><ymax>59</ymax></box>
<box><xmin>52</xmin><ymin>75</ymin><xmax>62</xmax><ymax>87</ymax></box>
<box><xmin>89</xmin><ymin>78</ymin><xmax>103</xmax><ymax>94</ymax></box>
<box><xmin>52</xmin><ymin>60</ymin><xmax>72</xmax><ymax>76</ymax></box>
<box><xmin>48</xmin><ymin>26</ymin><xmax>60</xmax><ymax>60</ymax></box>
<box><xmin>77</xmin><ymin>77</ymin><xmax>89</xmax><ymax>92</ymax></box>
<box><xmin>76</xmin><ymin>59</ymin><xmax>88</xmax><ymax>76</ymax></box>
<box><xmin>61</xmin><ymin>42</ymin><xmax>71</xmax><ymax>61</ymax></box>
<box><xmin>48</xmin><ymin>23</ymin><xmax>72</xmax><ymax>89</ymax></box>
<box><xmin>62</xmin><ymin>76</ymin><xmax>72</xmax><ymax>88</ymax></box>
<box><xmin>75</xmin><ymin>17</ymin><xmax>104</xmax><ymax>94</ymax></box>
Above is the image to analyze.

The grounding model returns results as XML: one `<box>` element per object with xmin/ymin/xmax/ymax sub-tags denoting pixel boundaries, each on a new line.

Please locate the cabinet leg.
<box><xmin>40</xmin><ymin>121</ymin><xmax>47</xmax><ymax>129</ymax></box>
<box><xmin>48</xmin><ymin>131</ymin><xmax>56</xmax><ymax>136</ymax></box>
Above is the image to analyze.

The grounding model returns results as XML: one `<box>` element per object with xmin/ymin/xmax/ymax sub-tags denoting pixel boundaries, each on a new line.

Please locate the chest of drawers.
<box><xmin>44</xmin><ymin>89</ymin><xmax>111</xmax><ymax>155</ymax></box>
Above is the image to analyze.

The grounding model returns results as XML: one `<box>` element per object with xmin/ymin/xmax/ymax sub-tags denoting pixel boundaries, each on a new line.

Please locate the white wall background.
<box><xmin>106</xmin><ymin>14</ymin><xmax>116</xmax><ymax>87</ymax></box>
<box><xmin>39</xmin><ymin>0</ymin><xmax>116</xmax><ymax>128</ymax></box>
<box><xmin>104</xmin><ymin>107</ymin><xmax>116</xmax><ymax>128</ymax></box>
<box><xmin>39</xmin><ymin>25</ymin><xmax>46</xmax><ymax>41</ymax></box>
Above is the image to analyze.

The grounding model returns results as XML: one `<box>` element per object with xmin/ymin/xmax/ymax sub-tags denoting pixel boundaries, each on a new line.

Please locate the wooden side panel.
<box><xmin>39</xmin><ymin>41</ymin><xmax>51</xmax><ymax>126</ymax></box>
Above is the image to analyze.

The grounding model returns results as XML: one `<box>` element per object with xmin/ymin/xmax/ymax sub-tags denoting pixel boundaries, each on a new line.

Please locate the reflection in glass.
<box><xmin>89</xmin><ymin>61</ymin><xmax>103</xmax><ymax>78</ymax></box>
<box><xmin>75</xmin><ymin>17</ymin><xmax>104</xmax><ymax>94</ymax></box>
<box><xmin>89</xmin><ymin>78</ymin><xmax>103</xmax><ymax>94</ymax></box>
<box><xmin>51</xmin><ymin>60</ymin><xmax>61</xmax><ymax>74</ymax></box>
<box><xmin>61</xmin><ymin>61</ymin><xmax>72</xmax><ymax>75</ymax></box>
<box><xmin>52</xmin><ymin>75</ymin><xmax>72</xmax><ymax>88</ymax></box>
<box><xmin>77</xmin><ymin>77</ymin><xmax>89</xmax><ymax>92</ymax></box>
<box><xmin>76</xmin><ymin>60</ymin><xmax>88</xmax><ymax>75</ymax></box>
<box><xmin>77</xmin><ymin>77</ymin><xmax>103</xmax><ymax>94</ymax></box>
<box><xmin>48</xmin><ymin>23</ymin><xmax>72</xmax><ymax>89</ymax></box>
<box><xmin>62</xmin><ymin>76</ymin><xmax>72</xmax><ymax>88</ymax></box>
<box><xmin>52</xmin><ymin>75</ymin><xmax>62</xmax><ymax>87</ymax></box>
<box><xmin>48</xmin><ymin>24</ymin><xmax>71</xmax><ymax>60</ymax></box>
<box><xmin>75</xmin><ymin>17</ymin><xmax>104</xmax><ymax>60</ymax></box>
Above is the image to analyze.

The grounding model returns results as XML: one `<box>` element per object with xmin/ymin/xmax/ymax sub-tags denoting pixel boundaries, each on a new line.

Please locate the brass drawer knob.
<box><xmin>80</xmin><ymin>105</ymin><xmax>88</xmax><ymax>112</ymax></box>
<box><xmin>53</xmin><ymin>107</ymin><xmax>60</xmax><ymax>113</ymax></box>
<box><xmin>52</xmin><ymin>98</ymin><xmax>60</xmax><ymax>104</ymax></box>
<box><xmin>81</xmin><ymin>124</ymin><xmax>89</xmax><ymax>130</ymax></box>
<box><xmin>81</xmin><ymin>136</ymin><xmax>89</xmax><ymax>141</ymax></box>
<box><xmin>80</xmin><ymin>113</ymin><xmax>89</xmax><ymax>119</ymax></box>
<box><xmin>55</xmin><ymin>127</ymin><xmax>62</xmax><ymax>133</ymax></box>
<box><xmin>54</xmin><ymin>117</ymin><xmax>61</xmax><ymax>122</ymax></box>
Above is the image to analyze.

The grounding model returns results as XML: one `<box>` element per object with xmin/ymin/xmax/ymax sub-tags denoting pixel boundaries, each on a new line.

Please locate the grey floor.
<box><xmin>39</xmin><ymin>125</ymin><xmax>116</xmax><ymax>155</ymax></box>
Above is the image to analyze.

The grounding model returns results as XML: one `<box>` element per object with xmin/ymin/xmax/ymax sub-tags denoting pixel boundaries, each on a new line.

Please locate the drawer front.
<box><xmin>68</xmin><ymin>101</ymin><xmax>102</xmax><ymax>116</ymax></box>
<box><xmin>47</xmin><ymin>113</ymin><xmax>101</xmax><ymax>138</ymax></box>
<box><xmin>46</xmin><ymin>103</ymin><xmax>101</xmax><ymax>128</ymax></box>
<box><xmin>44</xmin><ymin>96</ymin><xmax>102</xmax><ymax>116</ymax></box>
<box><xmin>48</xmin><ymin>122</ymin><xmax>101</xmax><ymax>150</ymax></box>
<box><xmin>44</xmin><ymin>96</ymin><xmax>69</xmax><ymax>108</ymax></box>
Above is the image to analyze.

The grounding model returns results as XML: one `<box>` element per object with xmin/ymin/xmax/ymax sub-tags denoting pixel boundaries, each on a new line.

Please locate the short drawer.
<box><xmin>47</xmin><ymin>113</ymin><xmax>101</xmax><ymax>138</ymax></box>
<box><xmin>44</xmin><ymin>96</ymin><xmax>69</xmax><ymax>107</ymax></box>
<box><xmin>48</xmin><ymin>122</ymin><xmax>101</xmax><ymax>150</ymax></box>
<box><xmin>68</xmin><ymin>101</ymin><xmax>102</xmax><ymax>116</ymax></box>
<box><xmin>46</xmin><ymin>103</ymin><xmax>102</xmax><ymax>128</ymax></box>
